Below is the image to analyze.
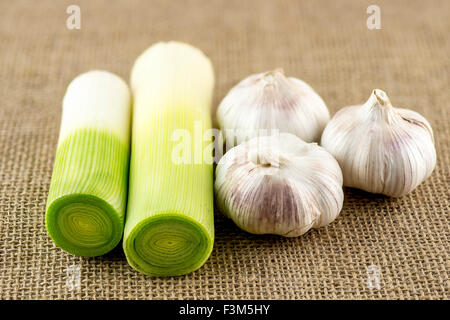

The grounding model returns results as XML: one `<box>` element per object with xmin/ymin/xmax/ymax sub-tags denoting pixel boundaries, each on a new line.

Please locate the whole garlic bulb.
<box><xmin>321</xmin><ymin>89</ymin><xmax>436</xmax><ymax>197</ymax></box>
<box><xmin>216</xmin><ymin>69</ymin><xmax>330</xmax><ymax>146</ymax></box>
<box><xmin>215</xmin><ymin>133</ymin><xmax>344</xmax><ymax>237</ymax></box>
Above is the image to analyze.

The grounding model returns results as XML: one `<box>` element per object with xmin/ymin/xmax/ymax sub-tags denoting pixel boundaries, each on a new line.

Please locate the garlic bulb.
<box><xmin>321</xmin><ymin>89</ymin><xmax>436</xmax><ymax>197</ymax></box>
<box><xmin>216</xmin><ymin>69</ymin><xmax>330</xmax><ymax>146</ymax></box>
<box><xmin>215</xmin><ymin>133</ymin><xmax>344</xmax><ymax>237</ymax></box>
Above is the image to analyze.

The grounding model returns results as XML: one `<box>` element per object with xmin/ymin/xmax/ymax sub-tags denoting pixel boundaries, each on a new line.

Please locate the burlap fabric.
<box><xmin>0</xmin><ymin>0</ymin><xmax>448</xmax><ymax>299</ymax></box>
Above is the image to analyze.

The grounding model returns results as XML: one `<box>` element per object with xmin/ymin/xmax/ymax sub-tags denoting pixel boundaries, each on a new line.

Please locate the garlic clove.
<box><xmin>217</xmin><ymin>69</ymin><xmax>330</xmax><ymax>146</ymax></box>
<box><xmin>215</xmin><ymin>133</ymin><xmax>344</xmax><ymax>237</ymax></box>
<box><xmin>321</xmin><ymin>89</ymin><xmax>436</xmax><ymax>197</ymax></box>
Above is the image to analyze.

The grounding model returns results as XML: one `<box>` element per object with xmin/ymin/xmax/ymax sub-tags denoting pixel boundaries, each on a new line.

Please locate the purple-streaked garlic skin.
<box><xmin>216</xmin><ymin>69</ymin><xmax>330</xmax><ymax>146</ymax></box>
<box><xmin>321</xmin><ymin>89</ymin><xmax>436</xmax><ymax>197</ymax></box>
<box><xmin>215</xmin><ymin>133</ymin><xmax>344</xmax><ymax>237</ymax></box>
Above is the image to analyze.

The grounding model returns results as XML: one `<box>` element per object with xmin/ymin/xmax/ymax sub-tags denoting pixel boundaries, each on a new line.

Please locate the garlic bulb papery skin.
<box><xmin>321</xmin><ymin>89</ymin><xmax>436</xmax><ymax>197</ymax></box>
<box><xmin>214</xmin><ymin>133</ymin><xmax>344</xmax><ymax>237</ymax></box>
<box><xmin>216</xmin><ymin>69</ymin><xmax>330</xmax><ymax>146</ymax></box>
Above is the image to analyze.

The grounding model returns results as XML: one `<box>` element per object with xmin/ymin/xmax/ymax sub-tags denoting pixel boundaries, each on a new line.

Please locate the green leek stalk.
<box><xmin>123</xmin><ymin>42</ymin><xmax>215</xmax><ymax>276</ymax></box>
<box><xmin>46</xmin><ymin>71</ymin><xmax>131</xmax><ymax>256</ymax></box>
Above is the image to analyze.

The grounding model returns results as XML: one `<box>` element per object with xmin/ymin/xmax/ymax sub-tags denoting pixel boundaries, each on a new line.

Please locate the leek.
<box><xmin>123</xmin><ymin>42</ymin><xmax>215</xmax><ymax>276</ymax></box>
<box><xmin>46</xmin><ymin>70</ymin><xmax>131</xmax><ymax>257</ymax></box>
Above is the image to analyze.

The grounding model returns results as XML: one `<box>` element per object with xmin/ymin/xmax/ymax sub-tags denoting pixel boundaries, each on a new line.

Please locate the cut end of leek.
<box><xmin>124</xmin><ymin>215</ymin><xmax>213</xmax><ymax>276</ymax></box>
<box><xmin>46</xmin><ymin>194</ymin><xmax>123</xmax><ymax>257</ymax></box>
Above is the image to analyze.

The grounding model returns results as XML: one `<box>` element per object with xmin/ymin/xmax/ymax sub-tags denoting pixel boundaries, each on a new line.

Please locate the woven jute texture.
<box><xmin>0</xmin><ymin>0</ymin><xmax>448</xmax><ymax>300</ymax></box>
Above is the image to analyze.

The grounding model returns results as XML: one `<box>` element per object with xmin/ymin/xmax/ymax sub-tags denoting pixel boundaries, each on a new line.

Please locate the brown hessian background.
<box><xmin>0</xmin><ymin>0</ymin><xmax>448</xmax><ymax>299</ymax></box>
